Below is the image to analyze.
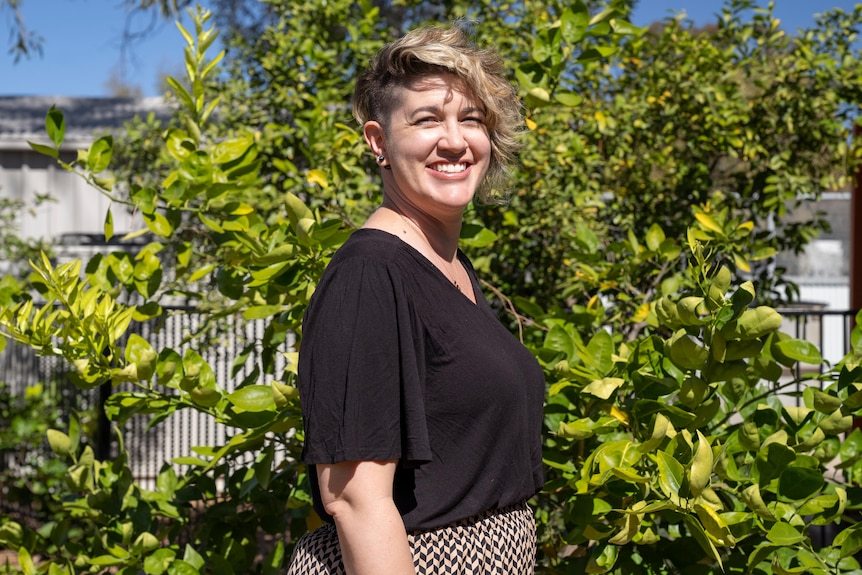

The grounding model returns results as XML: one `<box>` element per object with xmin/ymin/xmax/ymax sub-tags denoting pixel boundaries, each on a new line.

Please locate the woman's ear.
<box><xmin>363</xmin><ymin>121</ymin><xmax>386</xmax><ymax>157</ymax></box>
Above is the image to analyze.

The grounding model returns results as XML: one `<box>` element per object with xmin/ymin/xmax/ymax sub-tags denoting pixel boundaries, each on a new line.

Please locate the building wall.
<box><xmin>0</xmin><ymin>148</ymin><xmax>141</xmax><ymax>241</ymax></box>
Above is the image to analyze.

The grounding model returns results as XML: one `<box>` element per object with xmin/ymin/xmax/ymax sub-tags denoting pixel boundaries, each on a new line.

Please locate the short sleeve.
<box><xmin>298</xmin><ymin>254</ymin><xmax>432</xmax><ymax>466</ymax></box>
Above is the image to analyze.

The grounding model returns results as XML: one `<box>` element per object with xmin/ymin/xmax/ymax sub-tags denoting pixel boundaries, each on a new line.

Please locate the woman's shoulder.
<box><xmin>337</xmin><ymin>228</ymin><xmax>403</xmax><ymax>256</ymax></box>
<box><xmin>328</xmin><ymin>228</ymin><xmax>417</xmax><ymax>268</ymax></box>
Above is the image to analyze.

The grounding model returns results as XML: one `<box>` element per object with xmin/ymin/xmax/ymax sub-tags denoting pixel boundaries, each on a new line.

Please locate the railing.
<box><xmin>0</xmin><ymin>308</ymin><xmax>857</xmax><ymax>489</ymax></box>
<box><xmin>0</xmin><ymin>308</ymin><xmax>292</xmax><ymax>490</ymax></box>
<box><xmin>778</xmin><ymin>308</ymin><xmax>858</xmax><ymax>370</ymax></box>
<box><xmin>777</xmin><ymin>309</ymin><xmax>859</xmax><ymax>407</ymax></box>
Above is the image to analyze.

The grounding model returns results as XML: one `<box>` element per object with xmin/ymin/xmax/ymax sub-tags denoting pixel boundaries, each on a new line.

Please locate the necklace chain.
<box><xmin>398</xmin><ymin>213</ymin><xmax>462</xmax><ymax>292</ymax></box>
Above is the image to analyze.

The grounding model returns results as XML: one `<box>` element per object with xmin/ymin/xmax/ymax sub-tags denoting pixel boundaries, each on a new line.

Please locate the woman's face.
<box><xmin>364</xmin><ymin>73</ymin><xmax>491</xmax><ymax>219</ymax></box>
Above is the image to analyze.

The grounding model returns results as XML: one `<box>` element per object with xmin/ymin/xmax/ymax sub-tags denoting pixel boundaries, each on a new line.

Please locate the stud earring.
<box><xmin>376</xmin><ymin>155</ymin><xmax>385</xmax><ymax>164</ymax></box>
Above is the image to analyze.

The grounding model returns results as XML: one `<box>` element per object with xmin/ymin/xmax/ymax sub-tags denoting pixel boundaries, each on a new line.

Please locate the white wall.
<box><xmin>0</xmin><ymin>149</ymin><xmax>142</xmax><ymax>241</ymax></box>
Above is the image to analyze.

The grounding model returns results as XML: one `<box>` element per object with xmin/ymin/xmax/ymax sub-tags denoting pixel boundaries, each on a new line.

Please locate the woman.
<box><xmin>287</xmin><ymin>24</ymin><xmax>545</xmax><ymax>575</ymax></box>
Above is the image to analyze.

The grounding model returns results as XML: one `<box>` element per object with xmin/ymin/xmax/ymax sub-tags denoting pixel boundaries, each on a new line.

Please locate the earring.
<box><xmin>376</xmin><ymin>155</ymin><xmax>385</xmax><ymax>164</ymax></box>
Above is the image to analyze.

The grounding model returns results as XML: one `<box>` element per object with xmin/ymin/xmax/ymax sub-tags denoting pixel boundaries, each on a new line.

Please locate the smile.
<box><xmin>430</xmin><ymin>163</ymin><xmax>468</xmax><ymax>174</ymax></box>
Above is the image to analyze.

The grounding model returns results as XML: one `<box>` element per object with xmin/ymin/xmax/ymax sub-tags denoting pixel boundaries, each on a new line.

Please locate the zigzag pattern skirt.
<box><xmin>285</xmin><ymin>501</ymin><xmax>536</xmax><ymax>574</ymax></box>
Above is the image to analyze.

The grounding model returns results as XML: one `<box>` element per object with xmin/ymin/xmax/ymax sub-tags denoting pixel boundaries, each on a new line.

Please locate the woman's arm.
<box><xmin>317</xmin><ymin>459</ymin><xmax>415</xmax><ymax>575</ymax></box>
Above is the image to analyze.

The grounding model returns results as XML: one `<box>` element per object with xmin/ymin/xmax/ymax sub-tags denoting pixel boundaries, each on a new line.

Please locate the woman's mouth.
<box><xmin>429</xmin><ymin>162</ymin><xmax>468</xmax><ymax>174</ymax></box>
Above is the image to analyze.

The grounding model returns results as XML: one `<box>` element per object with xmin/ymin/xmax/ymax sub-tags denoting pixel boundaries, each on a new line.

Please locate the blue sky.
<box><xmin>0</xmin><ymin>1</ymin><xmax>858</xmax><ymax>98</ymax></box>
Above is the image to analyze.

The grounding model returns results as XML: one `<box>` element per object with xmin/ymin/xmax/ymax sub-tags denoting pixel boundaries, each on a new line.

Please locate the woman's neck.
<box><xmin>368</xmin><ymin>200</ymin><xmax>463</xmax><ymax>262</ymax></box>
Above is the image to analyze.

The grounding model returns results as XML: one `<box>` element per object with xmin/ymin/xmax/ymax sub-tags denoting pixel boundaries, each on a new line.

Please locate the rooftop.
<box><xmin>0</xmin><ymin>96</ymin><xmax>170</xmax><ymax>151</ymax></box>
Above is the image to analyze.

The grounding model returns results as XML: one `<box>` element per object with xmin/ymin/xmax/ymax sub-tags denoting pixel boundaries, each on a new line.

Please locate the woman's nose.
<box><xmin>438</xmin><ymin>121</ymin><xmax>467</xmax><ymax>152</ymax></box>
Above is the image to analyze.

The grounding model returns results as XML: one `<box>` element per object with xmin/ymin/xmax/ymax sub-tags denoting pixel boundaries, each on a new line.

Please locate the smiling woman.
<box><xmin>286</xmin><ymin>24</ymin><xmax>545</xmax><ymax>575</ymax></box>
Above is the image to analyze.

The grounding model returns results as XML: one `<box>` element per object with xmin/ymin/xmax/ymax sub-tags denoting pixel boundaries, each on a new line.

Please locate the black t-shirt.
<box><xmin>298</xmin><ymin>229</ymin><xmax>545</xmax><ymax>532</ymax></box>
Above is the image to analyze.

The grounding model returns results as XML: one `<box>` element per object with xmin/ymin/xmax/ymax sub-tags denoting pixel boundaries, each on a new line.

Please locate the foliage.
<box><xmin>147</xmin><ymin>0</ymin><xmax>862</xmax><ymax>339</ymax></box>
<box><xmin>476</xmin><ymin>0</ymin><xmax>862</xmax><ymax>335</ymax></box>
<box><xmin>0</xmin><ymin>381</ymin><xmax>70</xmax><ymax>524</ymax></box>
<box><xmin>533</xmin><ymin>230</ymin><xmax>862</xmax><ymax>573</ymax></box>
<box><xmin>0</xmin><ymin>2</ymin><xmax>861</xmax><ymax>575</ymax></box>
<box><xmin>0</xmin><ymin>9</ymin><xmax>331</xmax><ymax>574</ymax></box>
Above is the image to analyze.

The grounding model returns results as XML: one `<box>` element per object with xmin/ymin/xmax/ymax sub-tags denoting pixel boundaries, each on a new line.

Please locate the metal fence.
<box><xmin>0</xmin><ymin>307</ymin><xmax>858</xmax><ymax>489</ymax></box>
<box><xmin>0</xmin><ymin>307</ymin><xmax>293</xmax><ymax>489</ymax></box>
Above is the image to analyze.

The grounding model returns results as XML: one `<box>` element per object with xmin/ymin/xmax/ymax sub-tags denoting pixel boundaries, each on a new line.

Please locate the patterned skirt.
<box><xmin>285</xmin><ymin>501</ymin><xmax>536</xmax><ymax>574</ymax></box>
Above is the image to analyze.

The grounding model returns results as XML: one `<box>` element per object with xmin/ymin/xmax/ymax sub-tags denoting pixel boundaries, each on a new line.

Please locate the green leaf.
<box><xmin>806</xmin><ymin>388</ymin><xmax>842</xmax><ymax>414</ymax></box>
<box><xmin>684</xmin><ymin>514</ymin><xmax>723</xmax><ymax>569</ymax></box>
<box><xmin>189</xmin><ymin>385</ymin><xmax>222</xmax><ymax>407</ymax></box>
<box><xmin>227</xmin><ymin>385</ymin><xmax>276</xmax><ymax>412</ymax></box>
<box><xmin>459</xmin><ymin>223</ymin><xmax>497</xmax><ymax>247</ymax></box>
<box><xmin>756</xmin><ymin>442</ymin><xmax>796</xmax><ymax>486</ymax></box>
<box><xmin>272</xmin><ymin>380</ymin><xmax>299</xmax><ymax>408</ymax></box>
<box><xmin>89</xmin><ymin>555</ymin><xmax>127</xmax><ymax>567</ymax></box>
<box><xmin>527</xmin><ymin>86</ymin><xmax>551</xmax><ymax>104</ymax></box>
<box><xmin>104</xmin><ymin>208</ymin><xmax>114</xmax><ymax>242</ymax></box>
<box><xmin>254</xmin><ymin>444</ymin><xmax>275</xmax><ymax>489</ymax></box>
<box><xmin>728</xmin><ymin>283</ymin><xmax>755</xmax><ymax>315</ymax></box>
<box><xmin>87</xmin><ymin>135</ymin><xmax>113</xmax><ymax>173</ymax></box>
<box><xmin>545</xmin><ymin>325</ymin><xmax>576</xmax><ymax>360</ymax></box>
<box><xmin>584</xmin><ymin>329</ymin><xmax>614</xmax><ymax>374</ymax></box>
<box><xmin>47</xmin><ymin>429</ymin><xmax>71</xmax><ymax>456</ymax></box>
<box><xmin>553</xmin><ymin>91</ymin><xmax>584</xmax><ymax>107</ymax></box>
<box><xmin>731</xmin><ymin>307</ymin><xmax>783</xmax><ymax>340</ymax></box>
<box><xmin>778</xmin><ymin>466</ymin><xmax>824</xmax><ymax>500</ymax></box>
<box><xmin>144</xmin><ymin>548</ymin><xmax>176</xmax><ymax>575</ymax></box>
<box><xmin>243</xmin><ymin>305</ymin><xmax>283</xmax><ymax>320</ymax></box>
<box><xmin>212</xmin><ymin>133</ymin><xmax>254</xmax><ymax>164</ymax></box>
<box><xmin>776</xmin><ymin>338</ymin><xmax>822</xmax><ymax>364</ymax></box>
<box><xmin>582</xmin><ymin>377</ymin><xmax>624</xmax><ymax>400</ymax></box>
<box><xmin>766</xmin><ymin>522</ymin><xmax>804</xmax><ymax>545</ymax></box>
<box><xmin>166</xmin><ymin>559</ymin><xmax>200</xmax><ymax>575</ymax></box>
<box><xmin>838</xmin><ymin>428</ymin><xmax>862</xmax><ymax>461</ymax></box>
<box><xmin>668</xmin><ymin>329</ymin><xmax>709</xmax><ymax>370</ymax></box>
<box><xmin>741</xmin><ymin>484</ymin><xmax>774</xmax><ymax>519</ymax></box>
<box><xmin>609</xmin><ymin>18</ymin><xmax>644</xmax><ymax>36</ymax></box>
<box><xmin>689</xmin><ymin>431</ymin><xmax>713</xmax><ymax>497</ymax></box>
<box><xmin>575</xmin><ymin>221</ymin><xmax>600</xmax><ymax>253</ymax></box>
<box><xmin>819</xmin><ymin>408</ymin><xmax>852</xmax><ymax>435</ymax></box>
<box><xmin>144</xmin><ymin>211</ymin><xmax>174</xmax><ymax>237</ymax></box>
<box><xmin>132</xmin><ymin>532</ymin><xmax>160</xmax><ymax>554</ymax></box>
<box><xmin>172</xmin><ymin>456</ymin><xmax>210</xmax><ymax>466</ymax></box>
<box><xmin>125</xmin><ymin>334</ymin><xmax>157</xmax><ymax>382</ymax></box>
<box><xmin>833</xmin><ymin>523</ymin><xmax>862</xmax><ymax>558</ymax></box>
<box><xmin>284</xmin><ymin>191</ymin><xmax>313</xmax><ymax>226</ymax></box>
<box><xmin>655</xmin><ymin>450</ymin><xmax>684</xmax><ymax>500</ymax></box>
<box><xmin>724</xmin><ymin>339</ymin><xmax>763</xmax><ymax>360</ymax></box>
<box><xmin>694</xmin><ymin>503</ymin><xmax>735</xmax><ymax>547</ymax></box>
<box><xmin>46</xmin><ymin>106</ymin><xmax>65</xmax><ymax>147</ymax></box>
<box><xmin>645</xmin><ymin>223</ymin><xmax>666</xmax><ymax>252</ymax></box>
<box><xmin>694</xmin><ymin>212</ymin><xmax>724</xmax><ymax>234</ymax></box>
<box><xmin>181</xmin><ymin>349</ymin><xmax>211</xmax><ymax>391</ymax></box>
<box><xmin>558</xmin><ymin>416</ymin><xmax>619</xmax><ymax>440</ymax></box>
<box><xmin>578</xmin><ymin>45</ymin><xmax>617</xmax><ymax>62</ymax></box>
<box><xmin>181</xmin><ymin>543</ymin><xmax>206</xmax><ymax>570</ymax></box>
<box><xmin>28</xmin><ymin>141</ymin><xmax>58</xmax><ymax>159</ymax></box>
<box><xmin>532</xmin><ymin>28</ymin><xmax>559</xmax><ymax>63</ymax></box>
<box><xmin>586</xmin><ymin>541</ymin><xmax>618</xmax><ymax>573</ymax></box>
<box><xmin>18</xmin><ymin>547</ymin><xmax>36</xmax><ymax>575</ymax></box>
<box><xmin>560</xmin><ymin>2</ymin><xmax>589</xmax><ymax>44</ymax></box>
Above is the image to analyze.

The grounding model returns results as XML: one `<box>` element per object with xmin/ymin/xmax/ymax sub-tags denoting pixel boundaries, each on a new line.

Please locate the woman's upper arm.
<box><xmin>317</xmin><ymin>459</ymin><xmax>398</xmax><ymax>517</ymax></box>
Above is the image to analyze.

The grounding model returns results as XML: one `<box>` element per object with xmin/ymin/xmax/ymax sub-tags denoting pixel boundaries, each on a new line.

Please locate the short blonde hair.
<box><xmin>353</xmin><ymin>24</ymin><xmax>522</xmax><ymax>202</ymax></box>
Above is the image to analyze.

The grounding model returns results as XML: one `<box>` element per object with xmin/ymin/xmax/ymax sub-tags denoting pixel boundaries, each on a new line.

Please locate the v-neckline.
<box><xmin>358</xmin><ymin>228</ymin><xmax>480</xmax><ymax>307</ymax></box>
